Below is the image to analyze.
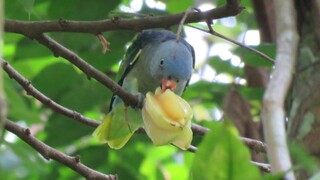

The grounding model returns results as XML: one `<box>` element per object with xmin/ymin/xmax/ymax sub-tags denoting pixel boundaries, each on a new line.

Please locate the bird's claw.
<box><xmin>133</xmin><ymin>92</ymin><xmax>145</xmax><ymax>109</ymax></box>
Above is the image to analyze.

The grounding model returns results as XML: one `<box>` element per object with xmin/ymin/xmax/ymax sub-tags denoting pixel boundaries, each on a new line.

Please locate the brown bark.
<box><xmin>251</xmin><ymin>0</ymin><xmax>276</xmax><ymax>43</ymax></box>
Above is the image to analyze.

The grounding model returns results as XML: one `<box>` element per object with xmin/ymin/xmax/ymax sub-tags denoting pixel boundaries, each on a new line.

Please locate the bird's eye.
<box><xmin>176</xmin><ymin>79</ymin><xmax>179</xmax><ymax>83</ymax></box>
<box><xmin>160</xmin><ymin>59</ymin><xmax>164</xmax><ymax>66</ymax></box>
<box><xmin>168</xmin><ymin>75</ymin><xmax>172</xmax><ymax>80</ymax></box>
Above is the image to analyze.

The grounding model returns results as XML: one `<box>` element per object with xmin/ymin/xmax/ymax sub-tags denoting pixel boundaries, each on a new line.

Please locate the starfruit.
<box><xmin>142</xmin><ymin>87</ymin><xmax>193</xmax><ymax>150</ymax></box>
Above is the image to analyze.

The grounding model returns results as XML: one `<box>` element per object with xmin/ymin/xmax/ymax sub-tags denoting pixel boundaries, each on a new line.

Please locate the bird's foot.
<box><xmin>133</xmin><ymin>92</ymin><xmax>145</xmax><ymax>110</ymax></box>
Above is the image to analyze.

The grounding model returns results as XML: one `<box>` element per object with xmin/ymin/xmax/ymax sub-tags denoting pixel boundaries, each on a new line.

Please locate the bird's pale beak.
<box><xmin>162</xmin><ymin>79</ymin><xmax>177</xmax><ymax>91</ymax></box>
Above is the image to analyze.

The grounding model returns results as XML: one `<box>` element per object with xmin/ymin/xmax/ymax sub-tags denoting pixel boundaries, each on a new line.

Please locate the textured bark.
<box><xmin>288</xmin><ymin>1</ymin><xmax>320</xmax><ymax>178</ymax></box>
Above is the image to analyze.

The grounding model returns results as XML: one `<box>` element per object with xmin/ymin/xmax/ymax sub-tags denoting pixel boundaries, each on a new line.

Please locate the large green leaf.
<box><xmin>13</xmin><ymin>37</ymin><xmax>52</xmax><ymax>61</ymax></box>
<box><xmin>44</xmin><ymin>114</ymin><xmax>92</xmax><ymax>147</ymax></box>
<box><xmin>209</xmin><ymin>56</ymin><xmax>242</xmax><ymax>75</ymax></box>
<box><xmin>71</xmin><ymin>146</ymin><xmax>109</xmax><ymax>169</ymax></box>
<box><xmin>31</xmin><ymin>62</ymin><xmax>82</xmax><ymax>100</ymax></box>
<box><xmin>5</xmin><ymin>0</ymin><xmax>31</xmax><ymax>20</ymax></box>
<box><xmin>191</xmin><ymin>121</ymin><xmax>261</xmax><ymax>179</ymax></box>
<box><xmin>165</xmin><ymin>0</ymin><xmax>193</xmax><ymax>13</ymax></box>
<box><xmin>58</xmin><ymin>80</ymin><xmax>111</xmax><ymax>113</ymax></box>
<box><xmin>47</xmin><ymin>0</ymin><xmax>119</xmax><ymax>20</ymax></box>
<box><xmin>17</xmin><ymin>0</ymin><xmax>35</xmax><ymax>19</ymax></box>
<box><xmin>184</xmin><ymin>81</ymin><xmax>229</xmax><ymax>106</ymax></box>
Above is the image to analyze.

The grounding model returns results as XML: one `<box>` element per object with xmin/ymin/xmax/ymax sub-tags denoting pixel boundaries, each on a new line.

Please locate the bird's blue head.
<box><xmin>149</xmin><ymin>40</ymin><xmax>194</xmax><ymax>94</ymax></box>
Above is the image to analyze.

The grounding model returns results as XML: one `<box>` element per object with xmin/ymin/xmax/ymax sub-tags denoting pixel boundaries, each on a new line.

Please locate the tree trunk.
<box><xmin>288</xmin><ymin>0</ymin><xmax>320</xmax><ymax>178</ymax></box>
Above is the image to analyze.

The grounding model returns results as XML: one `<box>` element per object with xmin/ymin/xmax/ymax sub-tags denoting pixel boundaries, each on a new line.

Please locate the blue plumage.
<box><xmin>116</xmin><ymin>29</ymin><xmax>195</xmax><ymax>104</ymax></box>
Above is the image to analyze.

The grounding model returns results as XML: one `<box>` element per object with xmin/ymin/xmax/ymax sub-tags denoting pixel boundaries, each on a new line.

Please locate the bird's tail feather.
<box><xmin>92</xmin><ymin>102</ymin><xmax>143</xmax><ymax>149</ymax></box>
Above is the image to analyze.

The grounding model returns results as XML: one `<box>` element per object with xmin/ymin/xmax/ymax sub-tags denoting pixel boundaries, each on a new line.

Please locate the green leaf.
<box><xmin>10</xmin><ymin>56</ymin><xmax>58</xmax><ymax>79</ymax></box>
<box><xmin>13</xmin><ymin>37</ymin><xmax>52</xmax><ymax>61</ymax></box>
<box><xmin>44</xmin><ymin>114</ymin><xmax>92</xmax><ymax>147</ymax></box>
<box><xmin>165</xmin><ymin>0</ymin><xmax>193</xmax><ymax>13</ymax></box>
<box><xmin>31</xmin><ymin>62</ymin><xmax>82</xmax><ymax>100</ymax></box>
<box><xmin>234</xmin><ymin>44</ymin><xmax>275</xmax><ymax>67</ymax></box>
<box><xmin>191</xmin><ymin>121</ymin><xmax>261</xmax><ymax>179</ymax></box>
<box><xmin>47</xmin><ymin>0</ymin><xmax>120</xmax><ymax>20</ymax></box>
<box><xmin>18</xmin><ymin>0</ymin><xmax>35</xmax><ymax>19</ymax></box>
<box><xmin>140</xmin><ymin>146</ymin><xmax>177</xmax><ymax>180</ymax></box>
<box><xmin>71</xmin><ymin>146</ymin><xmax>109</xmax><ymax>168</ymax></box>
<box><xmin>262</xmin><ymin>173</ymin><xmax>285</xmax><ymax>180</ymax></box>
<box><xmin>59</xmin><ymin>80</ymin><xmax>111</xmax><ymax>112</ymax></box>
<box><xmin>184</xmin><ymin>81</ymin><xmax>229</xmax><ymax>106</ymax></box>
<box><xmin>5</xmin><ymin>0</ymin><xmax>31</xmax><ymax>19</ymax></box>
<box><xmin>209</xmin><ymin>56</ymin><xmax>241</xmax><ymax>75</ymax></box>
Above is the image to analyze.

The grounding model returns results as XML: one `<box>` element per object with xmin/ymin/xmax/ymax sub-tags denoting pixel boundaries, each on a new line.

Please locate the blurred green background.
<box><xmin>1</xmin><ymin>0</ymin><xmax>276</xmax><ymax>179</ymax></box>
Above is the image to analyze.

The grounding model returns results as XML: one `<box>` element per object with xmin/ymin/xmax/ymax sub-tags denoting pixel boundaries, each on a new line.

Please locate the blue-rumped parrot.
<box><xmin>93</xmin><ymin>29</ymin><xmax>195</xmax><ymax>149</ymax></box>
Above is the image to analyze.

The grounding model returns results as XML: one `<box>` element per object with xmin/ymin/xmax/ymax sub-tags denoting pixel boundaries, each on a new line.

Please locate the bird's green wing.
<box><xmin>93</xmin><ymin>79</ymin><xmax>143</xmax><ymax>149</ymax></box>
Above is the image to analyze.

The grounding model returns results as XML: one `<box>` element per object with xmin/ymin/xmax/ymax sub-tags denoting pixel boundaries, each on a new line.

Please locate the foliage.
<box><xmin>191</xmin><ymin>120</ymin><xmax>261</xmax><ymax>179</ymax></box>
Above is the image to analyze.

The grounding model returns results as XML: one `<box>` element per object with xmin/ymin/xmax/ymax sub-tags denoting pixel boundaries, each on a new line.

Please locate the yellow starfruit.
<box><xmin>142</xmin><ymin>87</ymin><xmax>193</xmax><ymax>150</ymax></box>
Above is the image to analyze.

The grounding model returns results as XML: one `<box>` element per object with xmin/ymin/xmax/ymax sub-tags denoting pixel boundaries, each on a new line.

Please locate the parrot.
<box><xmin>93</xmin><ymin>29</ymin><xmax>195</xmax><ymax>149</ymax></box>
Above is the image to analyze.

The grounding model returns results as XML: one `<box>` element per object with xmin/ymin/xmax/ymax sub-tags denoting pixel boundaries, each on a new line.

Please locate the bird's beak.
<box><xmin>161</xmin><ymin>79</ymin><xmax>177</xmax><ymax>92</ymax></box>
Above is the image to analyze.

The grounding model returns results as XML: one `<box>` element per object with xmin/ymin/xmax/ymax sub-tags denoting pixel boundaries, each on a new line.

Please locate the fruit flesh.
<box><xmin>155</xmin><ymin>89</ymin><xmax>185</xmax><ymax>121</ymax></box>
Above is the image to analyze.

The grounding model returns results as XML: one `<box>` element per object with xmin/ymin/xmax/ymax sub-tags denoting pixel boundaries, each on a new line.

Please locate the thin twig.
<box><xmin>250</xmin><ymin>161</ymin><xmax>271</xmax><ymax>173</ymax></box>
<box><xmin>241</xmin><ymin>137</ymin><xmax>267</xmax><ymax>154</ymax></box>
<box><xmin>187</xmin><ymin>145</ymin><xmax>198</xmax><ymax>153</ymax></box>
<box><xmin>4</xmin><ymin>120</ymin><xmax>117</xmax><ymax>180</ymax></box>
<box><xmin>186</xmin><ymin>24</ymin><xmax>275</xmax><ymax>64</ymax></box>
<box><xmin>176</xmin><ymin>7</ymin><xmax>193</xmax><ymax>43</ymax></box>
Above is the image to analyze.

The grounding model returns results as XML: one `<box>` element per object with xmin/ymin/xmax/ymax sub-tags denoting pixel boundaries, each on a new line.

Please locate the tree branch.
<box><xmin>261</xmin><ymin>0</ymin><xmax>299</xmax><ymax>179</ymax></box>
<box><xmin>4</xmin><ymin>2</ymin><xmax>243</xmax><ymax>35</ymax></box>
<box><xmin>250</xmin><ymin>161</ymin><xmax>271</xmax><ymax>173</ymax></box>
<box><xmin>4</xmin><ymin>120</ymin><xmax>117</xmax><ymax>180</ymax></box>
<box><xmin>0</xmin><ymin>58</ymin><xmax>99</xmax><ymax>128</ymax></box>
